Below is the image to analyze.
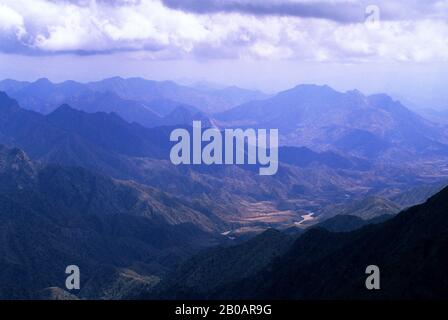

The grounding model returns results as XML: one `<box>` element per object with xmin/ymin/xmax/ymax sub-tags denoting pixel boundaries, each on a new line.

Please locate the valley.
<box><xmin>154</xmin><ymin>184</ymin><xmax>448</xmax><ymax>300</ymax></box>
<box><xmin>1</xmin><ymin>82</ymin><xmax>447</xmax><ymax>233</ymax></box>
<box><xmin>0</xmin><ymin>78</ymin><xmax>447</xmax><ymax>299</ymax></box>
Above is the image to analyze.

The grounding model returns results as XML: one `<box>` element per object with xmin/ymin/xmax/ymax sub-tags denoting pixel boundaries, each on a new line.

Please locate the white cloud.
<box><xmin>0</xmin><ymin>3</ymin><xmax>26</xmax><ymax>37</ymax></box>
<box><xmin>0</xmin><ymin>0</ymin><xmax>448</xmax><ymax>63</ymax></box>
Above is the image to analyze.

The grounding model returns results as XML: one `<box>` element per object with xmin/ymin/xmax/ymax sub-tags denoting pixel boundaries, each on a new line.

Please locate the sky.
<box><xmin>0</xmin><ymin>0</ymin><xmax>448</xmax><ymax>109</ymax></box>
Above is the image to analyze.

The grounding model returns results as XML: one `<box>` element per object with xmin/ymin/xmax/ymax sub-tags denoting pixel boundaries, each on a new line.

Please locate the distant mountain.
<box><xmin>1</xmin><ymin>78</ymin><xmax>89</xmax><ymax>114</ymax></box>
<box><xmin>217</xmin><ymin>85</ymin><xmax>448</xmax><ymax>162</ymax></box>
<box><xmin>176</xmin><ymin>79</ymin><xmax>227</xmax><ymax>91</ymax></box>
<box><xmin>45</xmin><ymin>104</ymin><xmax>171</xmax><ymax>159</ymax></box>
<box><xmin>64</xmin><ymin>91</ymin><xmax>162</xmax><ymax>128</ymax></box>
<box><xmin>0</xmin><ymin>78</ymin><xmax>220</xmax><ymax>127</ymax></box>
<box><xmin>0</xmin><ymin>91</ymin><xmax>395</xmax><ymax>225</ymax></box>
<box><xmin>0</xmin><ymin>77</ymin><xmax>268</xmax><ymax>129</ymax></box>
<box><xmin>0</xmin><ymin>144</ymin><xmax>224</xmax><ymax>299</ymax></box>
<box><xmin>318</xmin><ymin>196</ymin><xmax>402</xmax><ymax>220</ymax></box>
<box><xmin>0</xmin><ymin>91</ymin><xmax>443</xmax><ymax>233</ymax></box>
<box><xmin>333</xmin><ymin>129</ymin><xmax>391</xmax><ymax>158</ymax></box>
<box><xmin>160</xmin><ymin>185</ymin><xmax>448</xmax><ymax>299</ymax></box>
<box><xmin>390</xmin><ymin>182</ymin><xmax>447</xmax><ymax>207</ymax></box>
<box><xmin>279</xmin><ymin>146</ymin><xmax>371</xmax><ymax>171</ymax></box>
<box><xmin>87</xmin><ymin>77</ymin><xmax>268</xmax><ymax>113</ymax></box>
<box><xmin>206</xmin><ymin>85</ymin><xmax>269</xmax><ymax>108</ymax></box>
<box><xmin>0</xmin><ymin>79</ymin><xmax>29</xmax><ymax>93</ymax></box>
<box><xmin>171</xmin><ymin>80</ymin><xmax>269</xmax><ymax>108</ymax></box>
<box><xmin>2</xmin><ymin>78</ymin><xmax>168</xmax><ymax>128</ymax></box>
<box><xmin>5</xmin><ymin>79</ymin><xmax>448</xmax><ymax>163</ymax></box>
<box><xmin>64</xmin><ymin>92</ymin><xmax>215</xmax><ymax>128</ymax></box>
<box><xmin>175</xmin><ymin>79</ymin><xmax>270</xmax><ymax>106</ymax></box>
<box><xmin>143</xmin><ymin>98</ymin><xmax>201</xmax><ymax>117</ymax></box>
<box><xmin>158</xmin><ymin>105</ymin><xmax>213</xmax><ymax>127</ymax></box>
<box><xmin>0</xmin><ymin>91</ymin><xmax>172</xmax><ymax>166</ymax></box>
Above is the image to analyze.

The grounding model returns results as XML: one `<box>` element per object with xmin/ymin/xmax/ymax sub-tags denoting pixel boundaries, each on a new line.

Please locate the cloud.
<box><xmin>0</xmin><ymin>0</ymin><xmax>210</xmax><ymax>55</ymax></box>
<box><xmin>0</xmin><ymin>3</ymin><xmax>27</xmax><ymax>53</ymax></box>
<box><xmin>0</xmin><ymin>0</ymin><xmax>448</xmax><ymax>63</ymax></box>
<box><xmin>161</xmin><ymin>0</ymin><xmax>448</xmax><ymax>22</ymax></box>
<box><xmin>160</xmin><ymin>0</ymin><xmax>364</xmax><ymax>23</ymax></box>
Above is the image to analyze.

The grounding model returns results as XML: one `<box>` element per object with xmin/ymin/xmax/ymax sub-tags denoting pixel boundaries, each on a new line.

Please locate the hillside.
<box><xmin>176</xmin><ymin>185</ymin><xmax>448</xmax><ymax>299</ymax></box>
<box><xmin>155</xmin><ymin>229</ymin><xmax>295</xmax><ymax>299</ymax></box>
<box><xmin>0</xmin><ymin>145</ymin><xmax>224</xmax><ymax>299</ymax></box>
<box><xmin>318</xmin><ymin>196</ymin><xmax>402</xmax><ymax>220</ymax></box>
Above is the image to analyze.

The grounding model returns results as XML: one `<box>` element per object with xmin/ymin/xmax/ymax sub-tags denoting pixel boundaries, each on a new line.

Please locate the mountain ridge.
<box><xmin>217</xmin><ymin>84</ymin><xmax>448</xmax><ymax>163</ymax></box>
<box><xmin>188</xmin><ymin>185</ymin><xmax>448</xmax><ymax>299</ymax></box>
<box><xmin>0</xmin><ymin>144</ymin><xmax>227</xmax><ymax>299</ymax></box>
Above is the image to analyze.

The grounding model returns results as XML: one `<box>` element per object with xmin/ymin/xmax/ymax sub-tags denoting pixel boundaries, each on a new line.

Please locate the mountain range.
<box><xmin>155</xmin><ymin>185</ymin><xmax>448</xmax><ymax>299</ymax></box>
<box><xmin>0</xmin><ymin>144</ymin><xmax>227</xmax><ymax>299</ymax></box>
<box><xmin>0</xmin><ymin>141</ymin><xmax>397</xmax><ymax>299</ymax></box>
<box><xmin>4</xmin><ymin>78</ymin><xmax>448</xmax><ymax>166</ymax></box>
<box><xmin>217</xmin><ymin>85</ymin><xmax>448</xmax><ymax>164</ymax></box>
<box><xmin>0</xmin><ymin>77</ymin><xmax>267</xmax><ymax>127</ymax></box>
<box><xmin>1</xmin><ymin>86</ymin><xmax>446</xmax><ymax>232</ymax></box>
<box><xmin>2</xmin><ymin>90</ymin><xmax>424</xmax><ymax>233</ymax></box>
<box><xmin>0</xmin><ymin>77</ymin><xmax>448</xmax><ymax>299</ymax></box>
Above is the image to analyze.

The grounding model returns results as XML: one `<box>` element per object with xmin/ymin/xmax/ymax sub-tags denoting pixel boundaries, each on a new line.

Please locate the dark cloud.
<box><xmin>38</xmin><ymin>1</ymin><xmax>448</xmax><ymax>24</ymax></box>
<box><xmin>160</xmin><ymin>0</ymin><xmax>365</xmax><ymax>23</ymax></box>
<box><xmin>160</xmin><ymin>0</ymin><xmax>448</xmax><ymax>23</ymax></box>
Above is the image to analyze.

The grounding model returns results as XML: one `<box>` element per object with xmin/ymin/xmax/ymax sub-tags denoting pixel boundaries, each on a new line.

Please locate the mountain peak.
<box><xmin>34</xmin><ymin>77</ymin><xmax>52</xmax><ymax>85</ymax></box>
<box><xmin>284</xmin><ymin>84</ymin><xmax>339</xmax><ymax>98</ymax></box>
<box><xmin>47</xmin><ymin>103</ymin><xmax>88</xmax><ymax>121</ymax></box>
<box><xmin>346</xmin><ymin>89</ymin><xmax>364</xmax><ymax>97</ymax></box>
<box><xmin>295</xmin><ymin>83</ymin><xmax>334</xmax><ymax>90</ymax></box>
<box><xmin>103</xmin><ymin>76</ymin><xmax>125</xmax><ymax>82</ymax></box>
<box><xmin>52</xmin><ymin>103</ymin><xmax>77</xmax><ymax>114</ymax></box>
